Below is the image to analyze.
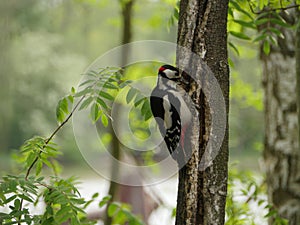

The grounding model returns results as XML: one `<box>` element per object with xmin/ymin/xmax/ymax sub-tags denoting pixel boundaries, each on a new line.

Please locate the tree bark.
<box><xmin>296</xmin><ymin>8</ymin><xmax>300</xmax><ymax>158</ymax></box>
<box><xmin>175</xmin><ymin>0</ymin><xmax>229</xmax><ymax>224</ymax></box>
<box><xmin>262</xmin><ymin>9</ymin><xmax>300</xmax><ymax>225</ymax></box>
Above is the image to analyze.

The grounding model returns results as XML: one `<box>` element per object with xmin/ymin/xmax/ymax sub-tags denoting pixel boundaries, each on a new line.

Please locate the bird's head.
<box><xmin>158</xmin><ymin>65</ymin><xmax>180</xmax><ymax>81</ymax></box>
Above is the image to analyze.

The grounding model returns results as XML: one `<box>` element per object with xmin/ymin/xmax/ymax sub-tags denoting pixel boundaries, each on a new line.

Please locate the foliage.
<box><xmin>228</xmin><ymin>0</ymin><xmax>299</xmax><ymax>55</ymax></box>
<box><xmin>225</xmin><ymin>166</ymin><xmax>288</xmax><ymax>225</ymax></box>
<box><xmin>0</xmin><ymin>67</ymin><xmax>147</xmax><ymax>225</ymax></box>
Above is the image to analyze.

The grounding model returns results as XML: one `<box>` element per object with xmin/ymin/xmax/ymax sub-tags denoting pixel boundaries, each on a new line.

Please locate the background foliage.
<box><xmin>1</xmin><ymin>0</ymin><xmax>299</xmax><ymax>224</ymax></box>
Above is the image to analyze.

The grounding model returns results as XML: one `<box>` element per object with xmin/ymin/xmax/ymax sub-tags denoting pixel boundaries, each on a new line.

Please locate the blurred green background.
<box><xmin>0</xmin><ymin>0</ymin><xmax>263</xmax><ymax>174</ymax></box>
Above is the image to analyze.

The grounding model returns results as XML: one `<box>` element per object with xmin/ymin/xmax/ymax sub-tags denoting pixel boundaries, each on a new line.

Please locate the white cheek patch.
<box><xmin>164</xmin><ymin>69</ymin><xmax>178</xmax><ymax>79</ymax></box>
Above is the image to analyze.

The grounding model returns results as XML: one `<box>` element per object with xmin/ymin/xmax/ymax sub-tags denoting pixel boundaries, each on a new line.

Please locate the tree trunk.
<box><xmin>262</xmin><ymin>9</ymin><xmax>300</xmax><ymax>225</ymax></box>
<box><xmin>175</xmin><ymin>0</ymin><xmax>229</xmax><ymax>224</ymax></box>
<box><xmin>104</xmin><ymin>1</ymin><xmax>134</xmax><ymax>225</ymax></box>
<box><xmin>297</xmin><ymin>9</ymin><xmax>300</xmax><ymax>146</ymax></box>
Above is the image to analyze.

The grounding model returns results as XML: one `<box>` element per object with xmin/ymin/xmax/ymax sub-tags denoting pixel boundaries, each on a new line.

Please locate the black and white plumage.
<box><xmin>150</xmin><ymin>65</ymin><xmax>192</xmax><ymax>163</ymax></box>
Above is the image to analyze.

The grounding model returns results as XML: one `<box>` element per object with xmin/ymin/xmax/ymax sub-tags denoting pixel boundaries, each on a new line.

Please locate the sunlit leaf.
<box><xmin>36</xmin><ymin>161</ymin><xmax>43</xmax><ymax>176</ymax></box>
<box><xmin>108</xmin><ymin>202</ymin><xmax>120</xmax><ymax>217</ymax></box>
<box><xmin>229</xmin><ymin>31</ymin><xmax>251</xmax><ymax>40</ymax></box>
<box><xmin>263</xmin><ymin>40</ymin><xmax>270</xmax><ymax>55</ymax></box>
<box><xmin>101</xmin><ymin>114</ymin><xmax>109</xmax><ymax>127</ymax></box>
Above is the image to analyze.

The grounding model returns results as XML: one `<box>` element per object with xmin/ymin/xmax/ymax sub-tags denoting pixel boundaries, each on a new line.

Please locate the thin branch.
<box><xmin>247</xmin><ymin>0</ymin><xmax>300</xmax><ymax>15</ymax></box>
<box><xmin>24</xmin><ymin>94</ymin><xmax>86</xmax><ymax>180</ymax></box>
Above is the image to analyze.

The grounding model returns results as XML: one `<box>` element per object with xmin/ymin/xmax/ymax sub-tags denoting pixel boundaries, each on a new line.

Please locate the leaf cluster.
<box><xmin>106</xmin><ymin>202</ymin><xmax>145</xmax><ymax>225</ymax></box>
<box><xmin>228</xmin><ymin>0</ymin><xmax>296</xmax><ymax>55</ymax></box>
<box><xmin>225</xmin><ymin>167</ymin><xmax>288</xmax><ymax>225</ymax></box>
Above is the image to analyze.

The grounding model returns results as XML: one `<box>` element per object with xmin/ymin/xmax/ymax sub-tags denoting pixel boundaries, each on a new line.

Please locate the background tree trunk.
<box><xmin>104</xmin><ymin>1</ymin><xmax>134</xmax><ymax>225</ymax></box>
<box><xmin>262</xmin><ymin>9</ymin><xmax>300</xmax><ymax>224</ymax></box>
<box><xmin>176</xmin><ymin>0</ymin><xmax>229</xmax><ymax>224</ymax></box>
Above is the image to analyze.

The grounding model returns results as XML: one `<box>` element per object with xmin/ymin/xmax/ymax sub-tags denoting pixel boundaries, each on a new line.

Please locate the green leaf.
<box><xmin>268</xmin><ymin>35</ymin><xmax>277</xmax><ymax>46</ymax></box>
<box><xmin>263</xmin><ymin>40</ymin><xmax>270</xmax><ymax>55</ymax></box>
<box><xmin>228</xmin><ymin>42</ymin><xmax>239</xmax><ymax>56</ymax></box>
<box><xmin>86</xmin><ymin>70</ymin><xmax>98</xmax><ymax>77</ymax></box>
<box><xmin>97</xmin><ymin>98</ymin><xmax>108</xmax><ymax>109</ymax></box>
<box><xmin>108</xmin><ymin>202</ymin><xmax>120</xmax><ymax>217</ymax></box>
<box><xmin>26</xmin><ymin>152</ymin><xmax>38</xmax><ymax>168</ymax></box>
<box><xmin>269</xmin><ymin>27</ymin><xmax>284</xmax><ymax>38</ymax></box>
<box><xmin>99</xmin><ymin>195</ymin><xmax>112</xmax><ymax>208</ymax></box>
<box><xmin>229</xmin><ymin>1</ymin><xmax>253</xmax><ymax>19</ymax></box>
<box><xmin>141</xmin><ymin>99</ymin><xmax>150</xmax><ymax>116</ymax></box>
<box><xmin>174</xmin><ymin>8</ymin><xmax>179</xmax><ymax>20</ymax></box>
<box><xmin>171</xmin><ymin>207</ymin><xmax>176</xmax><ymax>218</ymax></box>
<box><xmin>233</xmin><ymin>19</ymin><xmax>256</xmax><ymax>29</ymax></box>
<box><xmin>70</xmin><ymin>217</ymin><xmax>81</xmax><ymax>225</ymax></box>
<box><xmin>56</xmin><ymin>98</ymin><xmax>69</xmax><ymax>124</ymax></box>
<box><xmin>92</xmin><ymin>193</ymin><xmax>99</xmax><ymax>199</ymax></box>
<box><xmin>126</xmin><ymin>88</ymin><xmax>137</xmax><ymax>104</ymax></box>
<box><xmin>3</xmin><ymin>195</ymin><xmax>17</xmax><ymax>204</ymax></box>
<box><xmin>270</xmin><ymin>18</ymin><xmax>291</xmax><ymax>28</ymax></box>
<box><xmin>79</xmin><ymin>79</ymin><xmax>95</xmax><ymax>87</ymax></box>
<box><xmin>134</xmin><ymin>97</ymin><xmax>145</xmax><ymax>107</ymax></box>
<box><xmin>36</xmin><ymin>161</ymin><xmax>43</xmax><ymax>176</ymax></box>
<box><xmin>99</xmin><ymin>91</ymin><xmax>114</xmax><ymax>101</ymax></box>
<box><xmin>101</xmin><ymin>114</ymin><xmax>109</xmax><ymax>127</ymax></box>
<box><xmin>229</xmin><ymin>31</ymin><xmax>251</xmax><ymax>40</ymax></box>
<box><xmin>144</xmin><ymin>108</ymin><xmax>152</xmax><ymax>121</ymax></box>
<box><xmin>254</xmin><ymin>18</ymin><xmax>270</xmax><ymax>26</ymax></box>
<box><xmin>253</xmin><ymin>34</ymin><xmax>267</xmax><ymax>42</ymax></box>
<box><xmin>141</xmin><ymin>99</ymin><xmax>152</xmax><ymax>120</ymax></box>
<box><xmin>119</xmin><ymin>80</ymin><xmax>132</xmax><ymax>88</ymax></box>
<box><xmin>74</xmin><ymin>87</ymin><xmax>92</xmax><ymax>98</ymax></box>
<box><xmin>14</xmin><ymin>198</ymin><xmax>21</xmax><ymax>209</ymax></box>
<box><xmin>71</xmin><ymin>87</ymin><xmax>76</xmax><ymax>94</ymax></box>
<box><xmin>60</xmin><ymin>98</ymin><xmax>69</xmax><ymax>114</ymax></box>
<box><xmin>90</xmin><ymin>103</ymin><xmax>101</xmax><ymax>122</ymax></box>
<box><xmin>18</xmin><ymin>194</ymin><xmax>33</xmax><ymax>203</ymax></box>
<box><xmin>55</xmin><ymin>206</ymin><xmax>71</xmax><ymax>224</ymax></box>
<box><xmin>103</xmin><ymin>82</ymin><xmax>119</xmax><ymax>90</ymax></box>
<box><xmin>68</xmin><ymin>94</ymin><xmax>74</xmax><ymax>104</ymax></box>
<box><xmin>79</xmin><ymin>96</ymin><xmax>94</xmax><ymax>110</ymax></box>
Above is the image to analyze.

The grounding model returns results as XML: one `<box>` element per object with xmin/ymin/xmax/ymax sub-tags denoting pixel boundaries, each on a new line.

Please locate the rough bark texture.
<box><xmin>176</xmin><ymin>0</ymin><xmax>229</xmax><ymax>224</ymax></box>
<box><xmin>262</xmin><ymin>9</ymin><xmax>300</xmax><ymax>225</ymax></box>
<box><xmin>297</xmin><ymin>10</ymin><xmax>300</xmax><ymax>152</ymax></box>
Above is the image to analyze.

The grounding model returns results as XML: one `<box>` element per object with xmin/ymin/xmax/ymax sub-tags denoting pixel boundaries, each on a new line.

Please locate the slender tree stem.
<box><xmin>24</xmin><ymin>95</ymin><xmax>85</xmax><ymax>180</ymax></box>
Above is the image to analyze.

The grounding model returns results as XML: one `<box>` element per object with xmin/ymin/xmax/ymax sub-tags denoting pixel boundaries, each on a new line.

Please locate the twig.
<box><xmin>247</xmin><ymin>0</ymin><xmax>300</xmax><ymax>15</ymax></box>
<box><xmin>24</xmin><ymin>95</ymin><xmax>86</xmax><ymax>180</ymax></box>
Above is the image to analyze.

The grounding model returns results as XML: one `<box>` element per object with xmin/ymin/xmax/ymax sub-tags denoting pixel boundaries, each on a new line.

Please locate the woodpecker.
<box><xmin>150</xmin><ymin>65</ymin><xmax>192</xmax><ymax>165</ymax></box>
